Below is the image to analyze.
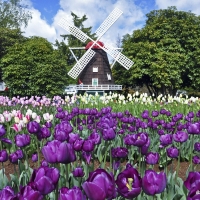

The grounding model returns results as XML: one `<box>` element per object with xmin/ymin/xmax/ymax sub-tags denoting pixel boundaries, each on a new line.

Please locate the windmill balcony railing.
<box><xmin>76</xmin><ymin>84</ymin><xmax>122</xmax><ymax>90</ymax></box>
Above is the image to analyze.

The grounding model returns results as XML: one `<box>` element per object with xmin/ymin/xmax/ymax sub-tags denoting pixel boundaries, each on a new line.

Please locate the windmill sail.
<box><xmin>58</xmin><ymin>18</ymin><xmax>89</xmax><ymax>43</ymax></box>
<box><xmin>95</xmin><ymin>8</ymin><xmax>123</xmax><ymax>39</ymax></box>
<box><xmin>58</xmin><ymin>7</ymin><xmax>134</xmax><ymax>79</ymax></box>
<box><xmin>68</xmin><ymin>49</ymin><xmax>95</xmax><ymax>79</ymax></box>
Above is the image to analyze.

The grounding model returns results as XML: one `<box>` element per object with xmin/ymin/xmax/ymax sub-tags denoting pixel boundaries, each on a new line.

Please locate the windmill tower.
<box><xmin>58</xmin><ymin>8</ymin><xmax>134</xmax><ymax>94</ymax></box>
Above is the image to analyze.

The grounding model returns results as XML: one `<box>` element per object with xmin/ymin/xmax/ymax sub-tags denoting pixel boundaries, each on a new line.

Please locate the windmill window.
<box><xmin>107</xmin><ymin>73</ymin><xmax>111</xmax><ymax>80</ymax></box>
<box><xmin>92</xmin><ymin>78</ymin><xmax>98</xmax><ymax>86</ymax></box>
<box><xmin>93</xmin><ymin>67</ymin><xmax>98</xmax><ymax>72</ymax></box>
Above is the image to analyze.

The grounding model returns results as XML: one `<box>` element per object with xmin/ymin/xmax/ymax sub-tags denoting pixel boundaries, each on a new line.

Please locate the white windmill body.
<box><xmin>59</xmin><ymin>8</ymin><xmax>134</xmax><ymax>95</ymax></box>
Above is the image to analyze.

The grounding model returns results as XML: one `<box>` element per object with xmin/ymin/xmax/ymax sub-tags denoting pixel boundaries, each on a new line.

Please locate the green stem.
<box><xmin>66</xmin><ymin>164</ymin><xmax>69</xmax><ymax>187</ymax></box>
<box><xmin>138</xmin><ymin>147</ymin><xmax>141</xmax><ymax>174</ymax></box>
<box><xmin>175</xmin><ymin>143</ymin><xmax>181</xmax><ymax>182</ymax></box>
<box><xmin>1</xmin><ymin>162</ymin><xmax>4</xmax><ymax>177</ymax></box>
<box><xmin>37</xmin><ymin>140</ymin><xmax>40</xmax><ymax>167</ymax></box>
<box><xmin>190</xmin><ymin>134</ymin><xmax>194</xmax><ymax>171</ymax></box>
<box><xmin>103</xmin><ymin>142</ymin><xmax>108</xmax><ymax>169</ymax></box>
<box><xmin>109</xmin><ymin>143</ymin><xmax>112</xmax><ymax>171</ymax></box>
<box><xmin>0</xmin><ymin>141</ymin><xmax>2</xmax><ymax>151</ymax></box>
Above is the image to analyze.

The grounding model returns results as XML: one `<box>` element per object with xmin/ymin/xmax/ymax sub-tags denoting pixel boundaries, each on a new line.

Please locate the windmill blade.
<box><xmin>68</xmin><ymin>49</ymin><xmax>95</xmax><ymax>79</ymax></box>
<box><xmin>95</xmin><ymin>8</ymin><xmax>123</xmax><ymax>39</ymax></box>
<box><xmin>104</xmin><ymin>47</ymin><xmax>134</xmax><ymax>70</ymax></box>
<box><xmin>58</xmin><ymin>18</ymin><xmax>90</xmax><ymax>43</ymax></box>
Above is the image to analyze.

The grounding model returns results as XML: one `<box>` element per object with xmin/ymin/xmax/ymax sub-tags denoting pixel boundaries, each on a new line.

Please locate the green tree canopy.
<box><xmin>113</xmin><ymin>7</ymin><xmax>200</xmax><ymax>96</ymax></box>
<box><xmin>1</xmin><ymin>36</ymin><xmax>68</xmax><ymax>97</ymax></box>
<box><xmin>0</xmin><ymin>0</ymin><xmax>32</xmax><ymax>28</ymax></box>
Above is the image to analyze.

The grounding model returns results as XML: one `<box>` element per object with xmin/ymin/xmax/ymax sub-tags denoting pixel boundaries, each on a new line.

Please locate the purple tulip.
<box><xmin>111</xmin><ymin>147</ymin><xmax>128</xmax><ymax>158</ymax></box>
<box><xmin>172</xmin><ymin>113</ymin><xmax>183</xmax><ymax>122</ymax></box>
<box><xmin>16</xmin><ymin>149</ymin><xmax>23</xmax><ymax>160</ymax></box>
<box><xmin>82</xmin><ymin>169</ymin><xmax>116</xmax><ymax>200</ymax></box>
<box><xmin>166</xmin><ymin>146</ymin><xmax>179</xmax><ymax>158</ymax></box>
<box><xmin>184</xmin><ymin>172</ymin><xmax>200</xmax><ymax>190</ymax></box>
<box><xmin>159</xmin><ymin>134</ymin><xmax>173</xmax><ymax>148</ymax></box>
<box><xmin>9</xmin><ymin>150</ymin><xmax>23</xmax><ymax>164</ymax></box>
<box><xmin>187</xmin><ymin>123</ymin><xmax>200</xmax><ymax>135</ymax></box>
<box><xmin>40</xmin><ymin>127</ymin><xmax>51</xmax><ymax>139</ymax></box>
<box><xmin>173</xmin><ymin>131</ymin><xmax>188</xmax><ymax>143</ymax></box>
<box><xmin>132</xmin><ymin>132</ymin><xmax>149</xmax><ymax>147</ymax></box>
<box><xmin>59</xmin><ymin>186</ymin><xmax>86</xmax><ymax>200</ymax></box>
<box><xmin>141</xmin><ymin>110</ymin><xmax>149</xmax><ymax>119</ymax></box>
<box><xmin>102</xmin><ymin>128</ymin><xmax>116</xmax><ymax>140</ymax></box>
<box><xmin>145</xmin><ymin>152</ymin><xmax>159</xmax><ymax>165</ymax></box>
<box><xmin>82</xmin><ymin>139</ymin><xmax>95</xmax><ymax>152</ymax></box>
<box><xmin>41</xmin><ymin>159</ymin><xmax>48</xmax><ymax>167</ymax></box>
<box><xmin>152</xmin><ymin>110</ymin><xmax>159</xmax><ymax>117</ymax></box>
<box><xmin>117</xmin><ymin>112</ymin><xmax>123</xmax><ymax>118</ymax></box>
<box><xmin>113</xmin><ymin>161</ymin><xmax>120</xmax><ymax>170</ymax></box>
<box><xmin>0</xmin><ymin>124</ymin><xmax>6</xmax><ymax>137</ymax></box>
<box><xmin>17</xmin><ymin>185</ymin><xmax>43</xmax><ymax>199</ymax></box>
<box><xmin>194</xmin><ymin>142</ymin><xmax>200</xmax><ymax>152</ymax></box>
<box><xmin>88</xmin><ymin>132</ymin><xmax>101</xmax><ymax>145</ymax></box>
<box><xmin>78</xmin><ymin>125</ymin><xmax>83</xmax><ymax>131</ymax></box>
<box><xmin>72</xmin><ymin>107</ymin><xmax>79</xmax><ymax>114</ymax></box>
<box><xmin>187</xmin><ymin>111</ymin><xmax>195</xmax><ymax>119</ymax></box>
<box><xmin>72</xmin><ymin>167</ymin><xmax>85</xmax><ymax>177</ymax></box>
<box><xmin>116</xmin><ymin>165</ymin><xmax>142</xmax><ymax>199</ymax></box>
<box><xmin>54</xmin><ymin>128</ymin><xmax>69</xmax><ymax>141</ymax></box>
<box><xmin>42</xmin><ymin>140</ymin><xmax>76</xmax><ymax>164</ymax></box>
<box><xmin>160</xmin><ymin>109</ymin><xmax>167</xmax><ymax>115</ymax></box>
<box><xmin>29</xmin><ymin>166</ymin><xmax>60</xmax><ymax>195</ymax></box>
<box><xmin>55</xmin><ymin>111</ymin><xmax>65</xmax><ymax>119</ymax></box>
<box><xmin>196</xmin><ymin>110</ymin><xmax>200</xmax><ymax>118</ymax></box>
<box><xmin>15</xmin><ymin>134</ymin><xmax>31</xmax><ymax>147</ymax></box>
<box><xmin>82</xmin><ymin>151</ymin><xmax>92</xmax><ymax>164</ymax></box>
<box><xmin>9</xmin><ymin>152</ymin><xmax>19</xmax><ymax>164</ymax></box>
<box><xmin>192</xmin><ymin>156</ymin><xmax>200</xmax><ymax>164</ymax></box>
<box><xmin>187</xmin><ymin>181</ymin><xmax>200</xmax><ymax>200</ymax></box>
<box><xmin>27</xmin><ymin>121</ymin><xmax>40</xmax><ymax>134</ymax></box>
<box><xmin>45</xmin><ymin>121</ymin><xmax>52</xmax><ymax>128</ymax></box>
<box><xmin>31</xmin><ymin>153</ymin><xmax>38</xmax><ymax>162</ymax></box>
<box><xmin>0</xmin><ymin>186</ymin><xmax>16</xmax><ymax>199</ymax></box>
<box><xmin>141</xmin><ymin>137</ymin><xmax>150</xmax><ymax>155</ymax></box>
<box><xmin>68</xmin><ymin>133</ymin><xmax>80</xmax><ymax>144</ymax></box>
<box><xmin>142</xmin><ymin>170</ymin><xmax>167</xmax><ymax>195</ymax></box>
<box><xmin>124</xmin><ymin>134</ymin><xmax>134</xmax><ymax>146</ymax></box>
<box><xmin>73</xmin><ymin>139</ymin><xmax>84</xmax><ymax>151</ymax></box>
<box><xmin>1</xmin><ymin>138</ymin><xmax>12</xmax><ymax>144</ymax></box>
<box><xmin>0</xmin><ymin>150</ymin><xmax>8</xmax><ymax>162</ymax></box>
<box><xmin>158</xmin><ymin>129</ymin><xmax>165</xmax><ymax>136</ymax></box>
<box><xmin>57</xmin><ymin>107</ymin><xmax>63</xmax><ymax>112</ymax></box>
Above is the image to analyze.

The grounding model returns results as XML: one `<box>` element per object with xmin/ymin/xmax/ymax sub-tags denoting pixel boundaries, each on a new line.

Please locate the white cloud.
<box><xmin>21</xmin><ymin>0</ymin><xmax>146</xmax><ymax>48</ymax></box>
<box><xmin>21</xmin><ymin>8</ymin><xmax>57</xmax><ymax>43</ymax></box>
<box><xmin>155</xmin><ymin>0</ymin><xmax>200</xmax><ymax>15</ymax></box>
<box><xmin>55</xmin><ymin>0</ymin><xmax>145</xmax><ymax>47</ymax></box>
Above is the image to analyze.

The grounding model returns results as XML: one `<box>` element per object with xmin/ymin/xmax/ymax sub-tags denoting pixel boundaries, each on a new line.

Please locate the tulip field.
<box><xmin>0</xmin><ymin>92</ymin><xmax>200</xmax><ymax>199</ymax></box>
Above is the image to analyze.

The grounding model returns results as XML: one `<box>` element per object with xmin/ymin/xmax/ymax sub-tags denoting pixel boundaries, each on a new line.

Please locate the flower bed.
<box><xmin>0</xmin><ymin>93</ymin><xmax>199</xmax><ymax>199</ymax></box>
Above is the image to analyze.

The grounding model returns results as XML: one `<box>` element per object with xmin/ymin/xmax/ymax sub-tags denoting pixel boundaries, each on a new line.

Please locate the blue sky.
<box><xmin>21</xmin><ymin>0</ymin><xmax>200</xmax><ymax>47</ymax></box>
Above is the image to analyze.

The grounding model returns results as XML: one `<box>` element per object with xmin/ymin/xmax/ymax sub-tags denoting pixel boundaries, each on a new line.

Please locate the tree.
<box><xmin>114</xmin><ymin>7</ymin><xmax>200</xmax><ymax>96</ymax></box>
<box><xmin>1</xmin><ymin>36</ymin><xmax>68</xmax><ymax>97</ymax></box>
<box><xmin>0</xmin><ymin>0</ymin><xmax>32</xmax><ymax>28</ymax></box>
<box><xmin>55</xmin><ymin>12</ymin><xmax>96</xmax><ymax>84</ymax></box>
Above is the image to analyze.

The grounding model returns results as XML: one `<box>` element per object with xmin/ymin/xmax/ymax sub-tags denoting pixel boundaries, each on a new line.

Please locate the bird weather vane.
<box><xmin>58</xmin><ymin>7</ymin><xmax>134</xmax><ymax>79</ymax></box>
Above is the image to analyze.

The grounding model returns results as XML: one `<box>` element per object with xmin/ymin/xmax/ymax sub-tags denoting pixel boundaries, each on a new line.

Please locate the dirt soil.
<box><xmin>0</xmin><ymin>157</ymin><xmax>191</xmax><ymax>181</ymax></box>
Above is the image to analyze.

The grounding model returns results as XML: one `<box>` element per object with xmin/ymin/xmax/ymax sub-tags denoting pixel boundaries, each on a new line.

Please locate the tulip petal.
<box><xmin>36</xmin><ymin>176</ymin><xmax>55</xmax><ymax>195</ymax></box>
<box><xmin>82</xmin><ymin>182</ymin><xmax>106</xmax><ymax>200</ymax></box>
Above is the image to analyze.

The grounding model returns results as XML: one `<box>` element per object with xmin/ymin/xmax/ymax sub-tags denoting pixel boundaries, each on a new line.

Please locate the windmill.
<box><xmin>58</xmin><ymin>8</ymin><xmax>134</xmax><ymax>94</ymax></box>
